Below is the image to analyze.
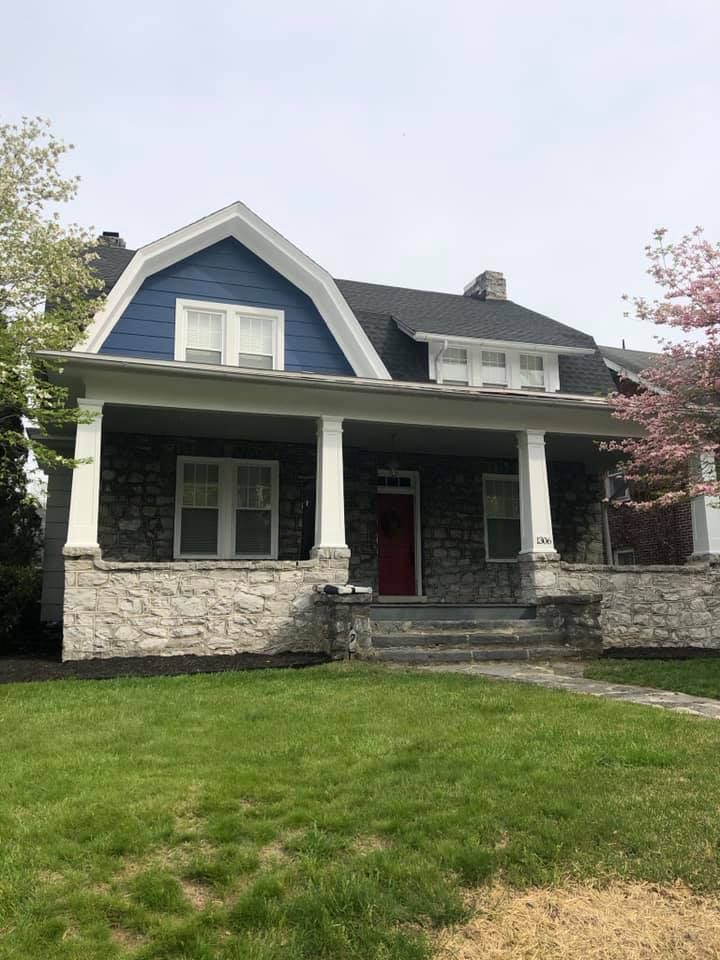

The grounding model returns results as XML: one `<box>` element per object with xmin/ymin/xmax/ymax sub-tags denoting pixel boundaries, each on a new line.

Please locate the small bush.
<box><xmin>0</xmin><ymin>564</ymin><xmax>42</xmax><ymax>654</ymax></box>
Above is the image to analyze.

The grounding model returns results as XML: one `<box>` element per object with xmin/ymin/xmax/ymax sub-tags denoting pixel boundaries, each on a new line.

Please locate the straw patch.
<box><xmin>436</xmin><ymin>881</ymin><xmax>720</xmax><ymax>959</ymax></box>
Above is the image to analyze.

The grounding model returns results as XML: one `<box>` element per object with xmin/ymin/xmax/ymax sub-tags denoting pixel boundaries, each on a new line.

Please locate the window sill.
<box><xmin>173</xmin><ymin>554</ymin><xmax>278</xmax><ymax>561</ymax></box>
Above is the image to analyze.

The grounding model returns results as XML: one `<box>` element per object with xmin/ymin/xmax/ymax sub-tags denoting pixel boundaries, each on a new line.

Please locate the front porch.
<box><xmin>43</xmin><ymin>357</ymin><xmax>720</xmax><ymax>660</ymax></box>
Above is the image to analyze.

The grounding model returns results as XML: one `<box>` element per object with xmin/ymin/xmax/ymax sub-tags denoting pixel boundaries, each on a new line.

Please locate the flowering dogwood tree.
<box><xmin>608</xmin><ymin>227</ymin><xmax>720</xmax><ymax>508</ymax></box>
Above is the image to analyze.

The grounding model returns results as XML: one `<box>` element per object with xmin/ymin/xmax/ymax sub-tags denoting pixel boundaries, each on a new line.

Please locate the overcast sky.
<box><xmin>4</xmin><ymin>0</ymin><xmax>719</xmax><ymax>351</ymax></box>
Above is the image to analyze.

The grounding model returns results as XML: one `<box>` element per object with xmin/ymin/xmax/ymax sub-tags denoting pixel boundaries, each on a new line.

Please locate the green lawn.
<box><xmin>2</xmin><ymin>662</ymin><xmax>720</xmax><ymax>959</ymax></box>
<box><xmin>584</xmin><ymin>657</ymin><xmax>720</xmax><ymax>700</ymax></box>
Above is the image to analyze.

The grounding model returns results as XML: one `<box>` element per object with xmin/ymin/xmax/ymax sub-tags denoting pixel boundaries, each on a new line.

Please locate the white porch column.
<box><xmin>690</xmin><ymin>452</ymin><xmax>720</xmax><ymax>559</ymax></box>
<box><xmin>312</xmin><ymin>415</ymin><xmax>348</xmax><ymax>554</ymax></box>
<box><xmin>516</xmin><ymin>429</ymin><xmax>557</xmax><ymax>557</ymax></box>
<box><xmin>65</xmin><ymin>399</ymin><xmax>104</xmax><ymax>551</ymax></box>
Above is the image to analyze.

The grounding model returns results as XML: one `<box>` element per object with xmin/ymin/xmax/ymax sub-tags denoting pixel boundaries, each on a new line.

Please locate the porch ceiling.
<box><xmin>102</xmin><ymin>405</ymin><xmax>618</xmax><ymax>468</ymax></box>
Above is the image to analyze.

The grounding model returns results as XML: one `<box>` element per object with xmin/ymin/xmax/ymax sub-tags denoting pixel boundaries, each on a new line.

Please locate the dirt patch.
<box><xmin>110</xmin><ymin>926</ymin><xmax>148</xmax><ymax>950</ymax></box>
<box><xmin>180</xmin><ymin>877</ymin><xmax>222</xmax><ymax>911</ymax></box>
<box><xmin>435</xmin><ymin>881</ymin><xmax>720</xmax><ymax>959</ymax></box>
<box><xmin>350</xmin><ymin>835</ymin><xmax>392</xmax><ymax>855</ymax></box>
<box><xmin>259</xmin><ymin>832</ymin><xmax>302</xmax><ymax>867</ymax></box>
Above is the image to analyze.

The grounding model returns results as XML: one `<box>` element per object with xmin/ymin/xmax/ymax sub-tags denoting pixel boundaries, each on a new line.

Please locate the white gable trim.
<box><xmin>78</xmin><ymin>201</ymin><xmax>391</xmax><ymax>380</ymax></box>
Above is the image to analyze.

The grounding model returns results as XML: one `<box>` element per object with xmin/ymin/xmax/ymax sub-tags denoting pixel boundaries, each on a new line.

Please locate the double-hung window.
<box><xmin>519</xmin><ymin>354</ymin><xmax>545</xmax><ymax>389</ymax></box>
<box><xmin>175</xmin><ymin>299</ymin><xmax>284</xmax><ymax>371</ymax></box>
<box><xmin>481</xmin><ymin>351</ymin><xmax>507</xmax><ymax>386</ymax></box>
<box><xmin>440</xmin><ymin>346</ymin><xmax>470</xmax><ymax>385</ymax></box>
<box><xmin>175</xmin><ymin>456</ymin><xmax>279</xmax><ymax>559</ymax></box>
<box><xmin>483</xmin><ymin>475</ymin><xmax>521</xmax><ymax>561</ymax></box>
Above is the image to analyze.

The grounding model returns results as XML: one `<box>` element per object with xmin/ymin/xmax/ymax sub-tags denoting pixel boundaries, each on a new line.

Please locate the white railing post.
<box><xmin>516</xmin><ymin>429</ymin><xmax>557</xmax><ymax>557</ymax></box>
<box><xmin>690</xmin><ymin>452</ymin><xmax>720</xmax><ymax>559</ymax></box>
<box><xmin>65</xmin><ymin>399</ymin><xmax>104</xmax><ymax>552</ymax></box>
<box><xmin>311</xmin><ymin>415</ymin><xmax>347</xmax><ymax>555</ymax></box>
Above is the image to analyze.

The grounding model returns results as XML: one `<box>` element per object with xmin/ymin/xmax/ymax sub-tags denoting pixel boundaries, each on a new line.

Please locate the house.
<box><xmin>38</xmin><ymin>202</ymin><xmax>720</xmax><ymax>661</ymax></box>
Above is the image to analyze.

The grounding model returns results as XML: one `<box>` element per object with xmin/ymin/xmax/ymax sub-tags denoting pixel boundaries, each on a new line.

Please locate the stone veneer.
<box><xmin>98</xmin><ymin>432</ymin><xmax>606</xmax><ymax>604</ymax></box>
<box><xmin>521</xmin><ymin>557</ymin><xmax>720</xmax><ymax>650</ymax></box>
<box><xmin>62</xmin><ymin>548</ymin><xmax>349</xmax><ymax>661</ymax></box>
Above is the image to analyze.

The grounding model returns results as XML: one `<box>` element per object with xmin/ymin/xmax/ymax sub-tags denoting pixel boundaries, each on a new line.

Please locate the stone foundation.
<box><xmin>62</xmin><ymin>548</ymin><xmax>349</xmax><ymax>661</ymax></box>
<box><xmin>521</xmin><ymin>558</ymin><xmax>720</xmax><ymax>650</ymax></box>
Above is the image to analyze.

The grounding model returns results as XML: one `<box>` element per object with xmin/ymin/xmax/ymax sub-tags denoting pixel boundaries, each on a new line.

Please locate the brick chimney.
<box><xmin>99</xmin><ymin>230</ymin><xmax>126</xmax><ymax>249</ymax></box>
<box><xmin>463</xmin><ymin>270</ymin><xmax>506</xmax><ymax>300</ymax></box>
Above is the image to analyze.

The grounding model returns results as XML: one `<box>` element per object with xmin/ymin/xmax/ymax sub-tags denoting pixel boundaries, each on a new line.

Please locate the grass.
<box><xmin>1</xmin><ymin>662</ymin><xmax>720</xmax><ymax>958</ymax></box>
<box><xmin>584</xmin><ymin>657</ymin><xmax>720</xmax><ymax>700</ymax></box>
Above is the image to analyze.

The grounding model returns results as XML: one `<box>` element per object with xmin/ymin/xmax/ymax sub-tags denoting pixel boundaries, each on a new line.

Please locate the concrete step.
<box><xmin>372</xmin><ymin>630</ymin><xmax>562</xmax><ymax>648</ymax></box>
<box><xmin>369</xmin><ymin>604</ymin><xmax>536</xmax><ymax>623</ymax></box>
<box><xmin>371</xmin><ymin>644</ymin><xmax>583</xmax><ymax>664</ymax></box>
<box><xmin>371</xmin><ymin>619</ymin><xmax>548</xmax><ymax>635</ymax></box>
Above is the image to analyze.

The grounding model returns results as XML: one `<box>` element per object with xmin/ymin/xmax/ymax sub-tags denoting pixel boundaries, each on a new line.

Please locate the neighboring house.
<box><xmin>597</xmin><ymin>344</ymin><xmax>694</xmax><ymax>566</ymax></box>
<box><xmin>37</xmin><ymin>203</ymin><xmax>720</xmax><ymax>661</ymax></box>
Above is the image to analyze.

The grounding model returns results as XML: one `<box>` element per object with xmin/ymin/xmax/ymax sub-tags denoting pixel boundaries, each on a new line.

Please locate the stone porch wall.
<box><xmin>521</xmin><ymin>558</ymin><xmax>720</xmax><ymax>650</ymax></box>
<box><xmin>62</xmin><ymin>548</ymin><xmax>349</xmax><ymax>661</ymax></box>
<box><xmin>98</xmin><ymin>431</ymin><xmax>605</xmax><ymax>604</ymax></box>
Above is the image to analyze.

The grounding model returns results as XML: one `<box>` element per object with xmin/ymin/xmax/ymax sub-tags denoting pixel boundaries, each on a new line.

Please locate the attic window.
<box><xmin>175</xmin><ymin>298</ymin><xmax>284</xmax><ymax>371</ymax></box>
<box><xmin>519</xmin><ymin>354</ymin><xmax>545</xmax><ymax>389</ymax></box>
<box><xmin>481</xmin><ymin>351</ymin><xmax>507</xmax><ymax>386</ymax></box>
<box><xmin>441</xmin><ymin>347</ymin><xmax>469</xmax><ymax>385</ymax></box>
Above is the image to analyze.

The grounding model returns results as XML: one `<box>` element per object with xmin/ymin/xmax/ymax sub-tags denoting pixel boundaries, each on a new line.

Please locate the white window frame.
<box><xmin>482</xmin><ymin>473</ymin><xmax>521</xmax><ymax>563</ymax></box>
<box><xmin>519</xmin><ymin>353</ymin><xmax>546</xmax><ymax>390</ymax></box>
<box><xmin>439</xmin><ymin>346</ymin><xmax>470</xmax><ymax>385</ymax></box>
<box><xmin>174</xmin><ymin>455</ymin><xmax>279</xmax><ymax>560</ymax></box>
<box><xmin>431</xmin><ymin>341</ymin><xmax>560</xmax><ymax>392</ymax></box>
<box><xmin>174</xmin><ymin>298</ymin><xmax>285</xmax><ymax>371</ymax></box>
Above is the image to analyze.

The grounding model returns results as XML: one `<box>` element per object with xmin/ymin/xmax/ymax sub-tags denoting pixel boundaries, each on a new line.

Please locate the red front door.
<box><xmin>377</xmin><ymin>494</ymin><xmax>416</xmax><ymax>595</ymax></box>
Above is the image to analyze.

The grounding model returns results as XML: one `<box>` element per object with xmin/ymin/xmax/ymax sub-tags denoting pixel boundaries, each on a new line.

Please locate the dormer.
<box><xmin>389</xmin><ymin>269</ymin><xmax>597</xmax><ymax>393</ymax></box>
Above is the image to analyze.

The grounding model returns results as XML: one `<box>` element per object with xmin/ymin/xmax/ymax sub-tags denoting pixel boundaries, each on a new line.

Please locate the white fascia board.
<box><xmin>408</xmin><ymin>328</ymin><xmax>596</xmax><ymax>357</ymax></box>
<box><xmin>40</xmin><ymin>350</ymin><xmax>614</xmax><ymax>408</ymax></box>
<box><xmin>38</xmin><ymin>351</ymin><xmax>638</xmax><ymax>438</ymax></box>
<box><xmin>78</xmin><ymin>201</ymin><xmax>391</xmax><ymax>381</ymax></box>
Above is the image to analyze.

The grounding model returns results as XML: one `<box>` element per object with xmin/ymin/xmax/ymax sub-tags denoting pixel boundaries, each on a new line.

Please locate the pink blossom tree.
<box><xmin>608</xmin><ymin>227</ymin><xmax>720</xmax><ymax>507</ymax></box>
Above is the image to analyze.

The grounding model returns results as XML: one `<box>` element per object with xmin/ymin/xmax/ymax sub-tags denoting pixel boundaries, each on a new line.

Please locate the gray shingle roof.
<box><xmin>90</xmin><ymin>246</ymin><xmax>613</xmax><ymax>395</ymax></box>
<box><xmin>335</xmin><ymin>278</ymin><xmax>596</xmax><ymax>350</ymax></box>
<box><xmin>92</xmin><ymin>244</ymin><xmax>135</xmax><ymax>290</ymax></box>
<box><xmin>599</xmin><ymin>344</ymin><xmax>662</xmax><ymax>375</ymax></box>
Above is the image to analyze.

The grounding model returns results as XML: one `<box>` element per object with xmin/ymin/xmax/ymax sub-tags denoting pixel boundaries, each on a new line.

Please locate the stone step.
<box><xmin>371</xmin><ymin>619</ymin><xmax>547</xmax><ymax>635</ymax></box>
<box><xmin>372</xmin><ymin>630</ymin><xmax>562</xmax><ymax>648</ymax></box>
<box><xmin>369</xmin><ymin>603</ymin><xmax>536</xmax><ymax>623</ymax></box>
<box><xmin>371</xmin><ymin>644</ymin><xmax>583</xmax><ymax>664</ymax></box>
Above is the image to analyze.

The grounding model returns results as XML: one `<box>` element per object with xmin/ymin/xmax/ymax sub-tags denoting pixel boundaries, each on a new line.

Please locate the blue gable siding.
<box><xmin>99</xmin><ymin>237</ymin><xmax>355</xmax><ymax>376</ymax></box>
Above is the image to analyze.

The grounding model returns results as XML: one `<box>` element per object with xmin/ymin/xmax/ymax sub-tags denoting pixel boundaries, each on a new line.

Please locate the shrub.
<box><xmin>0</xmin><ymin>564</ymin><xmax>42</xmax><ymax>654</ymax></box>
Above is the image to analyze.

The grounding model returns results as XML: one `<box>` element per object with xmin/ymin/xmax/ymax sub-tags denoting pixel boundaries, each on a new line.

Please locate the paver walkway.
<box><xmin>416</xmin><ymin>661</ymin><xmax>720</xmax><ymax>720</ymax></box>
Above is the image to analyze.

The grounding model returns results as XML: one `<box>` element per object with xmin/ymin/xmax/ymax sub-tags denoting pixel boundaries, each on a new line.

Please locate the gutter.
<box><xmin>37</xmin><ymin>350</ymin><xmax>613</xmax><ymax>411</ymax></box>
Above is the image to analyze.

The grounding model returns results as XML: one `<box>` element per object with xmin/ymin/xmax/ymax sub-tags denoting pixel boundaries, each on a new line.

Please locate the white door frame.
<box><xmin>376</xmin><ymin>469</ymin><xmax>423</xmax><ymax>597</ymax></box>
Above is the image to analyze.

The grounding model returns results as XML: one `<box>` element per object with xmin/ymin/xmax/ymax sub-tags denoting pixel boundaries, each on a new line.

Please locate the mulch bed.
<box><xmin>604</xmin><ymin>646</ymin><xmax>720</xmax><ymax>660</ymax></box>
<box><xmin>0</xmin><ymin>651</ymin><xmax>331</xmax><ymax>685</ymax></box>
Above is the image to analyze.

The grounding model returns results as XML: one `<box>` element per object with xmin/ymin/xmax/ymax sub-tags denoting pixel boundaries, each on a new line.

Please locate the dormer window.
<box><xmin>175</xmin><ymin>299</ymin><xmax>284</xmax><ymax>371</ymax></box>
<box><xmin>441</xmin><ymin>346</ymin><xmax>469</xmax><ymax>385</ymax></box>
<box><xmin>431</xmin><ymin>341</ymin><xmax>559</xmax><ymax>391</ymax></box>
<box><xmin>519</xmin><ymin>354</ymin><xmax>545</xmax><ymax>389</ymax></box>
<box><xmin>481</xmin><ymin>351</ymin><xmax>507</xmax><ymax>386</ymax></box>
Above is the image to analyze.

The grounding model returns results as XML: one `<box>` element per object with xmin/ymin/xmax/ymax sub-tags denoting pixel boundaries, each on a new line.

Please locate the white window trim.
<box><xmin>482</xmin><ymin>473</ymin><xmax>521</xmax><ymax>563</ymax></box>
<box><xmin>174</xmin><ymin>298</ymin><xmax>285</xmax><ymax>371</ymax></box>
<box><xmin>376</xmin><ymin>469</ymin><xmax>423</xmax><ymax>596</ymax></box>
<box><xmin>174</xmin><ymin>455</ymin><xmax>279</xmax><ymax>560</ymax></box>
<box><xmin>430</xmin><ymin>341</ymin><xmax>560</xmax><ymax>392</ymax></box>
